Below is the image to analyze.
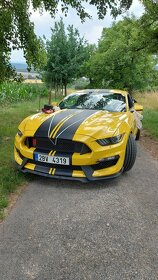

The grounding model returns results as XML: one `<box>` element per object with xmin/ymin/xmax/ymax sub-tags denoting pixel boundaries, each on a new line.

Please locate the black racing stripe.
<box><xmin>54</xmin><ymin>168</ymin><xmax>72</xmax><ymax>177</ymax></box>
<box><xmin>34</xmin><ymin>165</ymin><xmax>50</xmax><ymax>174</ymax></box>
<box><xmin>34</xmin><ymin>110</ymin><xmax>77</xmax><ymax>138</ymax></box>
<box><xmin>56</xmin><ymin>110</ymin><xmax>98</xmax><ymax>140</ymax></box>
<box><xmin>34</xmin><ymin>117</ymin><xmax>52</xmax><ymax>138</ymax></box>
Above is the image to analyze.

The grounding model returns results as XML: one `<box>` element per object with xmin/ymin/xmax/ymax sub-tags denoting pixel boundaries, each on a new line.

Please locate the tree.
<box><xmin>137</xmin><ymin>0</ymin><xmax>158</xmax><ymax>53</ymax></box>
<box><xmin>0</xmin><ymin>53</ymin><xmax>16</xmax><ymax>83</ymax></box>
<box><xmin>1</xmin><ymin>0</ymin><xmax>157</xmax><ymax>82</ymax></box>
<box><xmin>43</xmin><ymin>18</ymin><xmax>92</xmax><ymax>97</ymax></box>
<box><xmin>83</xmin><ymin>17</ymin><xmax>157</xmax><ymax>93</ymax></box>
<box><xmin>0</xmin><ymin>0</ymin><xmax>136</xmax><ymax>82</ymax></box>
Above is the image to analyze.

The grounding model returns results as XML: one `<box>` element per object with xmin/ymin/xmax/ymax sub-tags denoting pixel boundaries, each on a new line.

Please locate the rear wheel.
<box><xmin>123</xmin><ymin>134</ymin><xmax>137</xmax><ymax>172</ymax></box>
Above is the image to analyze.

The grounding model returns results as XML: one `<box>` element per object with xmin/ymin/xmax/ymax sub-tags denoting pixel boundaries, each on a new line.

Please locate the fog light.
<box><xmin>98</xmin><ymin>155</ymin><xmax>119</xmax><ymax>163</ymax></box>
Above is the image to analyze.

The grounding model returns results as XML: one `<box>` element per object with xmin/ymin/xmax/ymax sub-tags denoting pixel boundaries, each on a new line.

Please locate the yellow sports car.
<box><xmin>14</xmin><ymin>89</ymin><xmax>143</xmax><ymax>182</ymax></box>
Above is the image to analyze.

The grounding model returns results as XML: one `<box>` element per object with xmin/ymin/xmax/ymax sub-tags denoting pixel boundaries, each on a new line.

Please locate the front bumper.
<box><xmin>16</xmin><ymin>160</ymin><xmax>123</xmax><ymax>182</ymax></box>
<box><xmin>14</xmin><ymin>133</ymin><xmax>127</xmax><ymax>182</ymax></box>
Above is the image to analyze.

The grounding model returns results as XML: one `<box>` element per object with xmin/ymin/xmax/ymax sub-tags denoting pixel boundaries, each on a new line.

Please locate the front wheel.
<box><xmin>123</xmin><ymin>134</ymin><xmax>137</xmax><ymax>172</ymax></box>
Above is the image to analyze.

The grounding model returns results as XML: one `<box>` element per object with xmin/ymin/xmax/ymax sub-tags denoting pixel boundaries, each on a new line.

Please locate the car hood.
<box><xmin>20</xmin><ymin>109</ymin><xmax>128</xmax><ymax>140</ymax></box>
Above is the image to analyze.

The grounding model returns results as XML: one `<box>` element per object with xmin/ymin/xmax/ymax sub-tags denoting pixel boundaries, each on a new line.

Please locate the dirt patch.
<box><xmin>140</xmin><ymin>130</ymin><xmax>158</xmax><ymax>160</ymax></box>
<box><xmin>2</xmin><ymin>136</ymin><xmax>11</xmax><ymax>143</ymax></box>
<box><xmin>0</xmin><ymin>184</ymin><xmax>28</xmax><ymax>223</ymax></box>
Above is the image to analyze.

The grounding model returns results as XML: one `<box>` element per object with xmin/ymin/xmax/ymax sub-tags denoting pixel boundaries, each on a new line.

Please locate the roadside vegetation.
<box><xmin>135</xmin><ymin>91</ymin><xmax>158</xmax><ymax>139</ymax></box>
<box><xmin>0</xmin><ymin>95</ymin><xmax>50</xmax><ymax>219</ymax></box>
<box><xmin>81</xmin><ymin>16</ymin><xmax>158</xmax><ymax>94</ymax></box>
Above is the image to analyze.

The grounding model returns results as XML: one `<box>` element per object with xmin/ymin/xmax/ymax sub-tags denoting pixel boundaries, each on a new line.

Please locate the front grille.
<box><xmin>26</xmin><ymin>137</ymin><xmax>91</xmax><ymax>155</ymax></box>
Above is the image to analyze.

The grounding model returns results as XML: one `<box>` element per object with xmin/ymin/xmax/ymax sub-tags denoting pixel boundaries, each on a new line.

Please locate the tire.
<box><xmin>135</xmin><ymin>129</ymin><xmax>140</xmax><ymax>140</ymax></box>
<box><xmin>123</xmin><ymin>134</ymin><xmax>137</xmax><ymax>172</ymax></box>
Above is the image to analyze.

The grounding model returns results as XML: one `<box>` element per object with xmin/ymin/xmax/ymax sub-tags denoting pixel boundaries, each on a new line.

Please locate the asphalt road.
<box><xmin>0</xmin><ymin>144</ymin><xmax>158</xmax><ymax>280</ymax></box>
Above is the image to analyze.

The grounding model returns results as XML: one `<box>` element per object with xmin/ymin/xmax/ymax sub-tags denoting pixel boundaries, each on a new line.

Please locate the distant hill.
<box><xmin>11</xmin><ymin>62</ymin><xmax>27</xmax><ymax>71</ymax></box>
<box><xmin>11</xmin><ymin>62</ymin><xmax>36</xmax><ymax>73</ymax></box>
<box><xmin>11</xmin><ymin>62</ymin><xmax>40</xmax><ymax>79</ymax></box>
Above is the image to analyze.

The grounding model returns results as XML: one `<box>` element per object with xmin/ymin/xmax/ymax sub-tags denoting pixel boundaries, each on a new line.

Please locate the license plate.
<box><xmin>35</xmin><ymin>153</ymin><xmax>70</xmax><ymax>165</ymax></box>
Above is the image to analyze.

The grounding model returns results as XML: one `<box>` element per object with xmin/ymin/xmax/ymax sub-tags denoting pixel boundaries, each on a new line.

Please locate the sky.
<box><xmin>11</xmin><ymin>0</ymin><xmax>144</xmax><ymax>62</ymax></box>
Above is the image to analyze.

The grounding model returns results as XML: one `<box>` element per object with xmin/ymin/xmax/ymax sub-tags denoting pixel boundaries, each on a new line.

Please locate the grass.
<box><xmin>134</xmin><ymin>91</ymin><xmax>158</xmax><ymax>110</ymax></box>
<box><xmin>0</xmin><ymin>97</ymin><xmax>48</xmax><ymax>219</ymax></box>
<box><xmin>142</xmin><ymin>109</ymin><xmax>158</xmax><ymax>139</ymax></box>
<box><xmin>134</xmin><ymin>91</ymin><xmax>158</xmax><ymax>140</ymax></box>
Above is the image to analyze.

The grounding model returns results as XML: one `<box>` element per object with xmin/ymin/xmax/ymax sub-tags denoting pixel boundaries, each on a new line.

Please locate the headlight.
<box><xmin>17</xmin><ymin>129</ymin><xmax>23</xmax><ymax>137</ymax></box>
<box><xmin>96</xmin><ymin>134</ymin><xmax>124</xmax><ymax>146</ymax></box>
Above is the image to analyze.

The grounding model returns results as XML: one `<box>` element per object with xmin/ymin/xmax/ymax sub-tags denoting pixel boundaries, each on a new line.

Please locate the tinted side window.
<box><xmin>128</xmin><ymin>94</ymin><xmax>134</xmax><ymax>109</ymax></box>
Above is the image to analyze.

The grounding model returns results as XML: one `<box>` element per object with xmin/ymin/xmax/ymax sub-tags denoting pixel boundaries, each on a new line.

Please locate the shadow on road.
<box><xmin>29</xmin><ymin>173</ymin><xmax>124</xmax><ymax>191</ymax></box>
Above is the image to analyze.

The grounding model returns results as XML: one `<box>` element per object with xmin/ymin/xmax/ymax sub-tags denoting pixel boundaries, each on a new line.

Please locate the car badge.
<box><xmin>49</xmin><ymin>137</ymin><xmax>57</xmax><ymax>146</ymax></box>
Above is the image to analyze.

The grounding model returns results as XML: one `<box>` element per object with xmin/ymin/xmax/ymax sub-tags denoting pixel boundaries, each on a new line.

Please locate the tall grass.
<box><xmin>134</xmin><ymin>91</ymin><xmax>158</xmax><ymax>139</ymax></box>
<box><xmin>134</xmin><ymin>91</ymin><xmax>158</xmax><ymax>110</ymax></box>
<box><xmin>143</xmin><ymin>109</ymin><xmax>158</xmax><ymax>139</ymax></box>
<box><xmin>0</xmin><ymin>82</ymin><xmax>48</xmax><ymax>105</ymax></box>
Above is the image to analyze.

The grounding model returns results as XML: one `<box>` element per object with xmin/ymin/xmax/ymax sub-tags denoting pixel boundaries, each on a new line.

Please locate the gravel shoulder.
<box><xmin>140</xmin><ymin>130</ymin><xmax>158</xmax><ymax>160</ymax></box>
<box><xmin>0</xmin><ymin>144</ymin><xmax>158</xmax><ymax>280</ymax></box>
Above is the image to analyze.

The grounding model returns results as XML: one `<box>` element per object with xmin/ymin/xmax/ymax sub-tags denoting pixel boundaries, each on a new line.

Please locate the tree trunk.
<box><xmin>61</xmin><ymin>84</ymin><xmax>64</xmax><ymax>96</ymax></box>
<box><xmin>48</xmin><ymin>88</ymin><xmax>52</xmax><ymax>105</ymax></box>
<box><xmin>89</xmin><ymin>77</ymin><xmax>93</xmax><ymax>87</ymax></box>
<box><xmin>56</xmin><ymin>83</ymin><xmax>58</xmax><ymax>100</ymax></box>
<box><xmin>55</xmin><ymin>87</ymin><xmax>57</xmax><ymax>101</ymax></box>
<box><xmin>64</xmin><ymin>82</ymin><xmax>67</xmax><ymax>96</ymax></box>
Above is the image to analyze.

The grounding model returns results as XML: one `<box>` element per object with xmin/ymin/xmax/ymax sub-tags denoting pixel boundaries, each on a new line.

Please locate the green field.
<box><xmin>143</xmin><ymin>109</ymin><xmax>158</xmax><ymax>139</ymax></box>
<box><xmin>0</xmin><ymin>82</ymin><xmax>48</xmax><ymax>105</ymax></box>
<box><xmin>135</xmin><ymin>91</ymin><xmax>158</xmax><ymax>140</ymax></box>
<box><xmin>0</xmin><ymin>97</ymin><xmax>48</xmax><ymax>219</ymax></box>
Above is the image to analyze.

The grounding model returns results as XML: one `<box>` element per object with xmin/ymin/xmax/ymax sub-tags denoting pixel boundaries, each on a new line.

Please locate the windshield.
<box><xmin>59</xmin><ymin>92</ymin><xmax>126</xmax><ymax>112</ymax></box>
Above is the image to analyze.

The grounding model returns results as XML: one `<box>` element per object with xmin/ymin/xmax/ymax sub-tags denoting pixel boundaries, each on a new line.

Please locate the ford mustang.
<box><xmin>14</xmin><ymin>89</ymin><xmax>143</xmax><ymax>182</ymax></box>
